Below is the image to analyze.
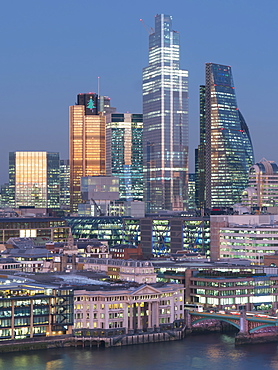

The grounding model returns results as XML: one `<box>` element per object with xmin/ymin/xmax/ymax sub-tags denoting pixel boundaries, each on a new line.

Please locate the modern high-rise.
<box><xmin>143</xmin><ymin>14</ymin><xmax>189</xmax><ymax>213</ymax></box>
<box><xmin>69</xmin><ymin>93</ymin><xmax>106</xmax><ymax>212</ymax></box>
<box><xmin>9</xmin><ymin>151</ymin><xmax>60</xmax><ymax>208</ymax></box>
<box><xmin>106</xmin><ymin>113</ymin><xmax>143</xmax><ymax>201</ymax></box>
<box><xmin>204</xmin><ymin>63</ymin><xmax>254</xmax><ymax>208</ymax></box>
<box><xmin>195</xmin><ymin>85</ymin><xmax>206</xmax><ymax>210</ymax></box>
<box><xmin>59</xmin><ymin>159</ymin><xmax>70</xmax><ymax>209</ymax></box>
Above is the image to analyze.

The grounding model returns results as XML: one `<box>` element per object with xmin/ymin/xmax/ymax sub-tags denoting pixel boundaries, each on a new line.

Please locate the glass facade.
<box><xmin>59</xmin><ymin>159</ymin><xmax>70</xmax><ymax>209</ymax></box>
<box><xmin>195</xmin><ymin>85</ymin><xmax>206</xmax><ymax>210</ymax></box>
<box><xmin>205</xmin><ymin>63</ymin><xmax>254</xmax><ymax>208</ymax></box>
<box><xmin>9</xmin><ymin>152</ymin><xmax>60</xmax><ymax>209</ymax></box>
<box><xmin>70</xmin><ymin>93</ymin><xmax>106</xmax><ymax>212</ymax></box>
<box><xmin>106</xmin><ymin>113</ymin><xmax>143</xmax><ymax>201</ymax></box>
<box><xmin>143</xmin><ymin>14</ymin><xmax>189</xmax><ymax>212</ymax></box>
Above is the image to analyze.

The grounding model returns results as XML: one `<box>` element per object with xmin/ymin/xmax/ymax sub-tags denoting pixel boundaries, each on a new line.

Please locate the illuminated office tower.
<box><xmin>195</xmin><ymin>85</ymin><xmax>206</xmax><ymax>210</ymax></box>
<box><xmin>205</xmin><ymin>63</ymin><xmax>254</xmax><ymax>208</ymax></box>
<box><xmin>69</xmin><ymin>93</ymin><xmax>106</xmax><ymax>212</ymax></box>
<box><xmin>143</xmin><ymin>14</ymin><xmax>189</xmax><ymax>213</ymax></box>
<box><xmin>9</xmin><ymin>151</ymin><xmax>60</xmax><ymax>208</ymax></box>
<box><xmin>59</xmin><ymin>159</ymin><xmax>70</xmax><ymax>209</ymax></box>
<box><xmin>106</xmin><ymin>113</ymin><xmax>143</xmax><ymax>201</ymax></box>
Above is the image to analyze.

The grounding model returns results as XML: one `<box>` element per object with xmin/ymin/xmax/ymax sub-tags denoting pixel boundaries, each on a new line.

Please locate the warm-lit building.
<box><xmin>9</xmin><ymin>151</ymin><xmax>60</xmax><ymax>209</ymax></box>
<box><xmin>69</xmin><ymin>93</ymin><xmax>106</xmax><ymax>212</ymax></box>
<box><xmin>143</xmin><ymin>14</ymin><xmax>189</xmax><ymax>213</ymax></box>
<box><xmin>106</xmin><ymin>113</ymin><xmax>143</xmax><ymax>201</ymax></box>
<box><xmin>73</xmin><ymin>283</ymin><xmax>184</xmax><ymax>332</ymax></box>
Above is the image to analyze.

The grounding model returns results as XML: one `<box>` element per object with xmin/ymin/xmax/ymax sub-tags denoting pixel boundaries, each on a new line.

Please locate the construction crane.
<box><xmin>139</xmin><ymin>19</ymin><xmax>154</xmax><ymax>35</ymax></box>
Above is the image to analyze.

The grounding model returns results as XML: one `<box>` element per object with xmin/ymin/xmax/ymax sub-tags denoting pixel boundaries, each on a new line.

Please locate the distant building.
<box><xmin>9</xmin><ymin>151</ymin><xmax>60</xmax><ymax>209</ymax></box>
<box><xmin>203</xmin><ymin>63</ymin><xmax>254</xmax><ymax>208</ymax></box>
<box><xmin>188</xmin><ymin>174</ymin><xmax>196</xmax><ymax>210</ymax></box>
<box><xmin>143</xmin><ymin>14</ymin><xmax>188</xmax><ymax>213</ymax></box>
<box><xmin>69</xmin><ymin>93</ymin><xmax>106</xmax><ymax>212</ymax></box>
<box><xmin>242</xmin><ymin>159</ymin><xmax>278</xmax><ymax>210</ymax></box>
<box><xmin>60</xmin><ymin>159</ymin><xmax>70</xmax><ymax>209</ymax></box>
<box><xmin>106</xmin><ymin>113</ymin><xmax>143</xmax><ymax>201</ymax></box>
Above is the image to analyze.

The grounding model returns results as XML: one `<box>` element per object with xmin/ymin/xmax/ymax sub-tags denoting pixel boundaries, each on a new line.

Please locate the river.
<box><xmin>0</xmin><ymin>333</ymin><xmax>278</xmax><ymax>370</ymax></box>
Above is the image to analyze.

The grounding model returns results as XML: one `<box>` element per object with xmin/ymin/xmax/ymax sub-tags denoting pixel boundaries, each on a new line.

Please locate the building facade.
<box><xmin>69</xmin><ymin>93</ymin><xmax>106</xmax><ymax>212</ymax></box>
<box><xmin>9</xmin><ymin>151</ymin><xmax>60</xmax><ymax>209</ymax></box>
<box><xmin>143</xmin><ymin>14</ymin><xmax>189</xmax><ymax>213</ymax></box>
<box><xmin>242</xmin><ymin>159</ymin><xmax>278</xmax><ymax>211</ymax></box>
<box><xmin>204</xmin><ymin>63</ymin><xmax>254</xmax><ymax>208</ymax></box>
<box><xmin>106</xmin><ymin>113</ymin><xmax>143</xmax><ymax>201</ymax></box>
<box><xmin>73</xmin><ymin>283</ymin><xmax>184</xmax><ymax>333</ymax></box>
<box><xmin>59</xmin><ymin>159</ymin><xmax>70</xmax><ymax>209</ymax></box>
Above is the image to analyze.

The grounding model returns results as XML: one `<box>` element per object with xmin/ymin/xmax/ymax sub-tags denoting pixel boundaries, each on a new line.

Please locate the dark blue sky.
<box><xmin>0</xmin><ymin>0</ymin><xmax>277</xmax><ymax>183</ymax></box>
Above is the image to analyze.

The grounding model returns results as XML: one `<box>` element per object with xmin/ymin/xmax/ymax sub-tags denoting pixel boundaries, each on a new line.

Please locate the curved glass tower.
<box><xmin>143</xmin><ymin>14</ymin><xmax>189</xmax><ymax>213</ymax></box>
<box><xmin>205</xmin><ymin>63</ymin><xmax>254</xmax><ymax>208</ymax></box>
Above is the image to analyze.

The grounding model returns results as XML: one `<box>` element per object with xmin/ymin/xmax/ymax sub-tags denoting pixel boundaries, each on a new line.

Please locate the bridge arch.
<box><xmin>249</xmin><ymin>324</ymin><xmax>277</xmax><ymax>334</ymax></box>
<box><xmin>192</xmin><ymin>317</ymin><xmax>240</xmax><ymax>330</ymax></box>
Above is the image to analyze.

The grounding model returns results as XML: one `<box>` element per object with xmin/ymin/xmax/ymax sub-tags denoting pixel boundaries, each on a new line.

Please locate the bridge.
<box><xmin>185</xmin><ymin>309</ymin><xmax>278</xmax><ymax>344</ymax></box>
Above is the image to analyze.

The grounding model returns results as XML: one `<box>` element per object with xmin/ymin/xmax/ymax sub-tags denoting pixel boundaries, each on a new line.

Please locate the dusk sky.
<box><xmin>0</xmin><ymin>0</ymin><xmax>277</xmax><ymax>184</ymax></box>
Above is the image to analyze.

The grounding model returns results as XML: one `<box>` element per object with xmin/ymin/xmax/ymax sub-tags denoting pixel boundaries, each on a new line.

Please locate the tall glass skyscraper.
<box><xmin>106</xmin><ymin>113</ymin><xmax>143</xmax><ymax>201</ymax></box>
<box><xmin>143</xmin><ymin>14</ymin><xmax>188</xmax><ymax>213</ymax></box>
<box><xmin>69</xmin><ymin>93</ymin><xmax>106</xmax><ymax>212</ymax></box>
<box><xmin>204</xmin><ymin>63</ymin><xmax>254</xmax><ymax>208</ymax></box>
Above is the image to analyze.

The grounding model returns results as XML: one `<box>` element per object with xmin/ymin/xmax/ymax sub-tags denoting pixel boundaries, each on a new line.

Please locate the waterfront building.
<box><xmin>187</xmin><ymin>269</ymin><xmax>278</xmax><ymax>311</ymax></box>
<box><xmin>59</xmin><ymin>159</ymin><xmax>70</xmax><ymax>209</ymax></box>
<box><xmin>9</xmin><ymin>151</ymin><xmax>60</xmax><ymax>209</ymax></box>
<box><xmin>73</xmin><ymin>283</ymin><xmax>184</xmax><ymax>332</ymax></box>
<box><xmin>66</xmin><ymin>216</ymin><xmax>210</xmax><ymax>257</ymax></box>
<box><xmin>242</xmin><ymin>159</ymin><xmax>278</xmax><ymax>211</ymax></box>
<box><xmin>69</xmin><ymin>93</ymin><xmax>106</xmax><ymax>212</ymax></box>
<box><xmin>204</xmin><ymin>63</ymin><xmax>254</xmax><ymax>208</ymax></box>
<box><xmin>106</xmin><ymin>113</ymin><xmax>143</xmax><ymax>201</ymax></box>
<box><xmin>0</xmin><ymin>276</ymin><xmax>73</xmax><ymax>340</ymax></box>
<box><xmin>143</xmin><ymin>14</ymin><xmax>189</xmax><ymax>213</ymax></box>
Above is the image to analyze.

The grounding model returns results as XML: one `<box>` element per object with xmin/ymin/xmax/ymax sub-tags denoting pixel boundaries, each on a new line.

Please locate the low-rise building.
<box><xmin>0</xmin><ymin>275</ymin><xmax>73</xmax><ymax>340</ymax></box>
<box><xmin>73</xmin><ymin>283</ymin><xmax>184</xmax><ymax>334</ymax></box>
<box><xmin>186</xmin><ymin>269</ymin><xmax>278</xmax><ymax>311</ymax></box>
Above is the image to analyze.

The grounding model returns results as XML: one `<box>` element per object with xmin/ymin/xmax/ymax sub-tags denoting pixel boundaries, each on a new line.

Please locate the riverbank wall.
<box><xmin>0</xmin><ymin>330</ymin><xmax>185</xmax><ymax>353</ymax></box>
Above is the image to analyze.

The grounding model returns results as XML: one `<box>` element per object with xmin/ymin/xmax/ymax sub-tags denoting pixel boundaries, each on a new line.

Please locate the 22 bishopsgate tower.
<box><xmin>143</xmin><ymin>14</ymin><xmax>189</xmax><ymax>213</ymax></box>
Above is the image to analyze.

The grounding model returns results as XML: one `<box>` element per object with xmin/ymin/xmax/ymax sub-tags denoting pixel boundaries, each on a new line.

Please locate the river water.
<box><xmin>0</xmin><ymin>333</ymin><xmax>278</xmax><ymax>370</ymax></box>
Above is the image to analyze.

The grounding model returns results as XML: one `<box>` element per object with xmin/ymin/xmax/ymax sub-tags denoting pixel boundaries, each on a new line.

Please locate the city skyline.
<box><xmin>1</xmin><ymin>0</ymin><xmax>278</xmax><ymax>184</ymax></box>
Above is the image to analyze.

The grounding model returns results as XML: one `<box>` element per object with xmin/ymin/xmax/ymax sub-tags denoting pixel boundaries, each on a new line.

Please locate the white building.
<box><xmin>74</xmin><ymin>283</ymin><xmax>184</xmax><ymax>332</ymax></box>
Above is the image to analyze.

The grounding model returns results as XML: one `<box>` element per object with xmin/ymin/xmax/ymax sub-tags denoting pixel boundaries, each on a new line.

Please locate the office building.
<box><xmin>9</xmin><ymin>151</ymin><xmax>60</xmax><ymax>209</ymax></box>
<box><xmin>204</xmin><ymin>63</ymin><xmax>254</xmax><ymax>208</ymax></box>
<box><xmin>106</xmin><ymin>113</ymin><xmax>143</xmax><ymax>201</ymax></box>
<box><xmin>195</xmin><ymin>85</ymin><xmax>206</xmax><ymax>210</ymax></box>
<box><xmin>143</xmin><ymin>14</ymin><xmax>189</xmax><ymax>213</ymax></box>
<box><xmin>59</xmin><ymin>159</ymin><xmax>70</xmax><ymax>209</ymax></box>
<box><xmin>242</xmin><ymin>159</ymin><xmax>278</xmax><ymax>211</ymax></box>
<box><xmin>69</xmin><ymin>93</ymin><xmax>106</xmax><ymax>212</ymax></box>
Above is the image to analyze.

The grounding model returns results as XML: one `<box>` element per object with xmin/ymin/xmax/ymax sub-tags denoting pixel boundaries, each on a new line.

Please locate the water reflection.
<box><xmin>0</xmin><ymin>334</ymin><xmax>277</xmax><ymax>369</ymax></box>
